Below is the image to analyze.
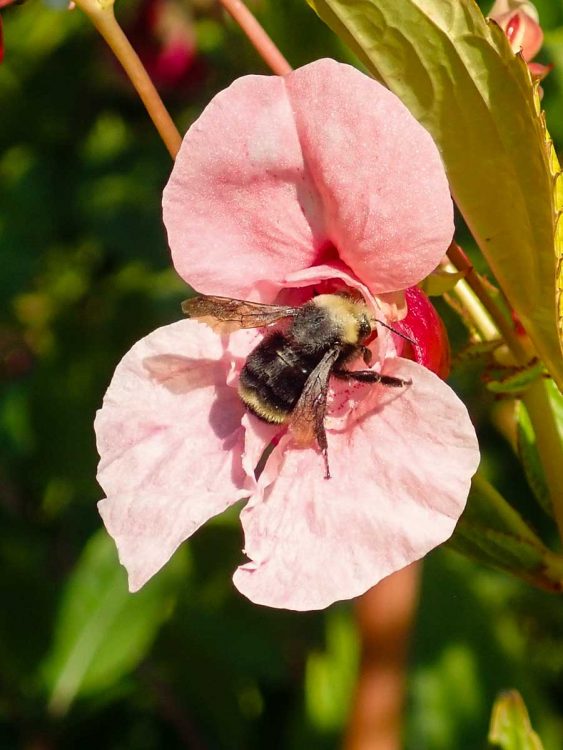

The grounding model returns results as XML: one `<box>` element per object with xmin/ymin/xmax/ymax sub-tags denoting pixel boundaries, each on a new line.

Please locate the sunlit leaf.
<box><xmin>489</xmin><ymin>690</ymin><xmax>545</xmax><ymax>749</ymax></box>
<box><xmin>41</xmin><ymin>530</ymin><xmax>188</xmax><ymax>716</ymax></box>
<box><xmin>307</xmin><ymin>0</ymin><xmax>563</xmax><ymax>390</ymax></box>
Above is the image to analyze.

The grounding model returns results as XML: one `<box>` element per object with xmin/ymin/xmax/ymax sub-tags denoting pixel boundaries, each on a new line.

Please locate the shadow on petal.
<box><xmin>143</xmin><ymin>353</ymin><xmax>228</xmax><ymax>393</ymax></box>
<box><xmin>143</xmin><ymin>352</ymin><xmax>244</xmax><ymax>443</ymax></box>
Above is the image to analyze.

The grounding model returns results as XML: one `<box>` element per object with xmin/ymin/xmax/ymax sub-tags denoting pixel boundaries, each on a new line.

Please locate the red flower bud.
<box><xmin>494</xmin><ymin>8</ymin><xmax>543</xmax><ymax>61</ymax></box>
<box><xmin>0</xmin><ymin>0</ymin><xmax>22</xmax><ymax>64</ymax></box>
<box><xmin>393</xmin><ymin>286</ymin><xmax>451</xmax><ymax>380</ymax></box>
<box><xmin>489</xmin><ymin>1</ymin><xmax>547</xmax><ymax>78</ymax></box>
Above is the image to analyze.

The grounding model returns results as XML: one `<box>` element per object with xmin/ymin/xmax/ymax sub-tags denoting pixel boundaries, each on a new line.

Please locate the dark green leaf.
<box><xmin>485</xmin><ymin>361</ymin><xmax>546</xmax><ymax>394</ymax></box>
<box><xmin>448</xmin><ymin>474</ymin><xmax>563</xmax><ymax>591</ymax></box>
<box><xmin>516</xmin><ymin>401</ymin><xmax>553</xmax><ymax>518</ymax></box>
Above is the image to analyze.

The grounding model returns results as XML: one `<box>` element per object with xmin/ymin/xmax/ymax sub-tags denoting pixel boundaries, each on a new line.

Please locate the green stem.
<box><xmin>73</xmin><ymin>0</ymin><xmax>181</xmax><ymax>159</ymax></box>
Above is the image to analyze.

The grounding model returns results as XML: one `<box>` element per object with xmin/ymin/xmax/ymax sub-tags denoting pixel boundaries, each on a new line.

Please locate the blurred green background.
<box><xmin>1</xmin><ymin>0</ymin><xmax>562</xmax><ymax>747</ymax></box>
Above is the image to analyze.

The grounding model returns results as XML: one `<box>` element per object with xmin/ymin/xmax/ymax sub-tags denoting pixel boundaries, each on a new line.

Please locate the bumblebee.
<box><xmin>182</xmin><ymin>293</ymin><xmax>412</xmax><ymax>478</ymax></box>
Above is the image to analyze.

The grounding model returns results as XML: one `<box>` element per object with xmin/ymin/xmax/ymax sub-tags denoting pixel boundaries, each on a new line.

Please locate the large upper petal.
<box><xmin>163</xmin><ymin>58</ymin><xmax>453</xmax><ymax>298</ymax></box>
<box><xmin>233</xmin><ymin>358</ymin><xmax>479</xmax><ymax>610</ymax></box>
<box><xmin>95</xmin><ymin>320</ymin><xmax>255</xmax><ymax>591</ymax></box>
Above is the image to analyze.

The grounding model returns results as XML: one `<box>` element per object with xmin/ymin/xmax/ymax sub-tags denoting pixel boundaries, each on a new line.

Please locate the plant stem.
<box><xmin>345</xmin><ymin>563</ymin><xmax>421</xmax><ymax>750</ymax></box>
<box><xmin>442</xmin><ymin>259</ymin><xmax>500</xmax><ymax>342</ymax></box>
<box><xmin>219</xmin><ymin>0</ymin><xmax>292</xmax><ymax>76</ymax></box>
<box><xmin>447</xmin><ymin>242</ymin><xmax>529</xmax><ymax>363</ymax></box>
<box><xmin>73</xmin><ymin>0</ymin><xmax>182</xmax><ymax>159</ymax></box>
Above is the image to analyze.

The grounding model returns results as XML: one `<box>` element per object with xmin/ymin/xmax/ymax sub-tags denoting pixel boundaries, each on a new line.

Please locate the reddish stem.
<box><xmin>344</xmin><ymin>563</ymin><xmax>421</xmax><ymax>750</ymax></box>
<box><xmin>218</xmin><ymin>0</ymin><xmax>292</xmax><ymax>76</ymax></box>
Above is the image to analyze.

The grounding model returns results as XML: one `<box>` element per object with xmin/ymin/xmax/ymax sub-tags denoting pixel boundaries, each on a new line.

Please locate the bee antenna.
<box><xmin>373</xmin><ymin>319</ymin><xmax>416</xmax><ymax>346</ymax></box>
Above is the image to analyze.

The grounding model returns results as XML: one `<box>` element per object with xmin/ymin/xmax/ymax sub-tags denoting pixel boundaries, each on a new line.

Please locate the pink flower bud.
<box><xmin>489</xmin><ymin>1</ymin><xmax>544</xmax><ymax>62</ymax></box>
<box><xmin>126</xmin><ymin>0</ymin><xmax>200</xmax><ymax>90</ymax></box>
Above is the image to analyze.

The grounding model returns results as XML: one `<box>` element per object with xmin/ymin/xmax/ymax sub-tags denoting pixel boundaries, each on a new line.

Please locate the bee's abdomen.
<box><xmin>238</xmin><ymin>332</ymin><xmax>316</xmax><ymax>424</ymax></box>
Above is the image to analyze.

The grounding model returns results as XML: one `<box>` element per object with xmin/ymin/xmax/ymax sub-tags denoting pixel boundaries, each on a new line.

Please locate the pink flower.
<box><xmin>95</xmin><ymin>59</ymin><xmax>480</xmax><ymax>610</ymax></box>
<box><xmin>124</xmin><ymin>0</ymin><xmax>202</xmax><ymax>92</ymax></box>
<box><xmin>489</xmin><ymin>0</ymin><xmax>552</xmax><ymax>80</ymax></box>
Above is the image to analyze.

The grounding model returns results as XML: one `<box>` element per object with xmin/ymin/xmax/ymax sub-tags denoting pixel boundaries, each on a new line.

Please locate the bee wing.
<box><xmin>182</xmin><ymin>295</ymin><xmax>299</xmax><ymax>334</ymax></box>
<box><xmin>289</xmin><ymin>347</ymin><xmax>341</xmax><ymax>450</ymax></box>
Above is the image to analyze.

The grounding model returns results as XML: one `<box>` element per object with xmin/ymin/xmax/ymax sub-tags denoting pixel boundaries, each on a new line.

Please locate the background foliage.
<box><xmin>0</xmin><ymin>0</ymin><xmax>562</xmax><ymax>747</ymax></box>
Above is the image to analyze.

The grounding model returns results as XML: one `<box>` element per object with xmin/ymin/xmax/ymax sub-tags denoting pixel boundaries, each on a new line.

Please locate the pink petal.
<box><xmin>493</xmin><ymin>9</ymin><xmax>544</xmax><ymax>60</ymax></box>
<box><xmin>527</xmin><ymin>61</ymin><xmax>552</xmax><ymax>81</ymax></box>
<box><xmin>163</xmin><ymin>72</ymin><xmax>322</xmax><ymax>299</ymax></box>
<box><xmin>233</xmin><ymin>358</ymin><xmax>479</xmax><ymax>610</ymax></box>
<box><xmin>96</xmin><ymin>320</ymin><xmax>255</xmax><ymax>591</ymax></box>
<box><xmin>284</xmin><ymin>60</ymin><xmax>454</xmax><ymax>293</ymax></box>
<box><xmin>282</xmin><ymin>261</ymin><xmax>407</xmax><ymax>324</ymax></box>
<box><xmin>163</xmin><ymin>59</ymin><xmax>453</xmax><ymax>299</ymax></box>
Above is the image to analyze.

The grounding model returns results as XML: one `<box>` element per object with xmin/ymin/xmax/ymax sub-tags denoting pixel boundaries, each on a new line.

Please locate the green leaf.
<box><xmin>489</xmin><ymin>690</ymin><xmax>545</xmax><ymax>750</ymax></box>
<box><xmin>516</xmin><ymin>401</ymin><xmax>553</xmax><ymax>517</ymax></box>
<box><xmin>448</xmin><ymin>473</ymin><xmax>563</xmax><ymax>591</ymax></box>
<box><xmin>421</xmin><ymin>269</ymin><xmax>467</xmax><ymax>297</ymax></box>
<box><xmin>485</xmin><ymin>360</ymin><xmax>546</xmax><ymax>394</ymax></box>
<box><xmin>307</xmin><ymin>0</ymin><xmax>563</xmax><ymax>390</ymax></box>
<box><xmin>41</xmin><ymin>530</ymin><xmax>188</xmax><ymax>716</ymax></box>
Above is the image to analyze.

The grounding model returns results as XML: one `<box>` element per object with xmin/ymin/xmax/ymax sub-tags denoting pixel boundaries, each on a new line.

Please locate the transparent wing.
<box><xmin>290</xmin><ymin>347</ymin><xmax>341</xmax><ymax>478</ymax></box>
<box><xmin>182</xmin><ymin>295</ymin><xmax>299</xmax><ymax>334</ymax></box>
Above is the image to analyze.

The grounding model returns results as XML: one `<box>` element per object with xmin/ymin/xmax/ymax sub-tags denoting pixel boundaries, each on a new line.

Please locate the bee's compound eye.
<box><xmin>358</xmin><ymin>315</ymin><xmax>371</xmax><ymax>340</ymax></box>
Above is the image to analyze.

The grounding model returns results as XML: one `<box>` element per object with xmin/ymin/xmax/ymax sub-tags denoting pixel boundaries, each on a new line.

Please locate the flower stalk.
<box><xmin>446</xmin><ymin>241</ymin><xmax>530</xmax><ymax>363</ymax></box>
<box><xmin>345</xmin><ymin>563</ymin><xmax>421</xmax><ymax>750</ymax></box>
<box><xmin>73</xmin><ymin>0</ymin><xmax>181</xmax><ymax>159</ymax></box>
<box><xmin>218</xmin><ymin>0</ymin><xmax>292</xmax><ymax>76</ymax></box>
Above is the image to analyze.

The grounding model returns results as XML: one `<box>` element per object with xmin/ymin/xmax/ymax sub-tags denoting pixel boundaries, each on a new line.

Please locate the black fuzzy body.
<box><xmin>238</xmin><ymin>301</ymin><xmax>358</xmax><ymax>423</ymax></box>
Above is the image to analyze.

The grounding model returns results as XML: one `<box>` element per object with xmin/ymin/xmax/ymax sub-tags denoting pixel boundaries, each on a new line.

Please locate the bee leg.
<box><xmin>310</xmin><ymin>402</ymin><xmax>331</xmax><ymax>479</ymax></box>
<box><xmin>360</xmin><ymin>346</ymin><xmax>372</xmax><ymax>366</ymax></box>
<box><xmin>333</xmin><ymin>369</ymin><xmax>411</xmax><ymax>388</ymax></box>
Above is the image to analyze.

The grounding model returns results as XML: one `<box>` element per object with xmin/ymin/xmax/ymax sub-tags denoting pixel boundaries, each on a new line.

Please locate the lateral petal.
<box><xmin>95</xmin><ymin>320</ymin><xmax>254</xmax><ymax>591</ymax></box>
